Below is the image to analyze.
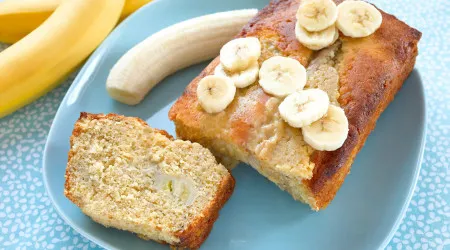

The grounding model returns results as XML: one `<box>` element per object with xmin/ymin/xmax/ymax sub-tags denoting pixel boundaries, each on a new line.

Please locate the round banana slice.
<box><xmin>302</xmin><ymin>105</ymin><xmax>349</xmax><ymax>151</ymax></box>
<box><xmin>173</xmin><ymin>178</ymin><xmax>198</xmax><ymax>205</ymax></box>
<box><xmin>155</xmin><ymin>174</ymin><xmax>198</xmax><ymax>205</ymax></box>
<box><xmin>259</xmin><ymin>56</ymin><xmax>307</xmax><ymax>97</ymax></box>
<box><xmin>220</xmin><ymin>37</ymin><xmax>261</xmax><ymax>72</ymax></box>
<box><xmin>295</xmin><ymin>22</ymin><xmax>339</xmax><ymax>51</ymax></box>
<box><xmin>278</xmin><ymin>89</ymin><xmax>330</xmax><ymax>128</ymax></box>
<box><xmin>296</xmin><ymin>0</ymin><xmax>338</xmax><ymax>32</ymax></box>
<box><xmin>214</xmin><ymin>61</ymin><xmax>259</xmax><ymax>88</ymax></box>
<box><xmin>155</xmin><ymin>174</ymin><xmax>175</xmax><ymax>192</ymax></box>
<box><xmin>336</xmin><ymin>1</ymin><xmax>382</xmax><ymax>38</ymax></box>
<box><xmin>197</xmin><ymin>75</ymin><xmax>236</xmax><ymax>114</ymax></box>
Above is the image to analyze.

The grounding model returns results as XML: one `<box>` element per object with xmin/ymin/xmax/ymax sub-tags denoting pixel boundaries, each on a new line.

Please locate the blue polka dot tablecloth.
<box><xmin>0</xmin><ymin>0</ymin><xmax>449</xmax><ymax>249</ymax></box>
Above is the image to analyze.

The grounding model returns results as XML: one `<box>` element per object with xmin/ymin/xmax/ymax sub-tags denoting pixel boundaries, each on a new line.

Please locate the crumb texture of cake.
<box><xmin>64</xmin><ymin>113</ymin><xmax>234</xmax><ymax>249</ymax></box>
<box><xmin>169</xmin><ymin>0</ymin><xmax>421</xmax><ymax>210</ymax></box>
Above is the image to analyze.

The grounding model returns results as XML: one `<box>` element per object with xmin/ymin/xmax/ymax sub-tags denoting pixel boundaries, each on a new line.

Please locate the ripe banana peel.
<box><xmin>0</xmin><ymin>0</ymin><xmax>60</xmax><ymax>44</ymax></box>
<box><xmin>121</xmin><ymin>0</ymin><xmax>152</xmax><ymax>21</ymax></box>
<box><xmin>0</xmin><ymin>0</ymin><xmax>150</xmax><ymax>44</ymax></box>
<box><xmin>0</xmin><ymin>0</ymin><xmax>124</xmax><ymax>118</ymax></box>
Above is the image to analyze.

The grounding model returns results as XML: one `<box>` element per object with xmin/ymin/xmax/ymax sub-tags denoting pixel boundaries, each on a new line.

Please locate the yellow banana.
<box><xmin>0</xmin><ymin>0</ymin><xmax>61</xmax><ymax>44</ymax></box>
<box><xmin>0</xmin><ymin>0</ymin><xmax>124</xmax><ymax>118</ymax></box>
<box><xmin>0</xmin><ymin>0</ymin><xmax>151</xmax><ymax>44</ymax></box>
<box><xmin>121</xmin><ymin>0</ymin><xmax>152</xmax><ymax>20</ymax></box>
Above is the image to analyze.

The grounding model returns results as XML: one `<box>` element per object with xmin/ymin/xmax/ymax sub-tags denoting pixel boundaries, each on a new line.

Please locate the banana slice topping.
<box><xmin>336</xmin><ymin>1</ymin><xmax>382</xmax><ymax>38</ymax></box>
<box><xmin>295</xmin><ymin>23</ymin><xmax>339</xmax><ymax>51</ymax></box>
<box><xmin>214</xmin><ymin>61</ymin><xmax>259</xmax><ymax>88</ymax></box>
<box><xmin>220</xmin><ymin>37</ymin><xmax>261</xmax><ymax>72</ymax></box>
<box><xmin>278</xmin><ymin>89</ymin><xmax>330</xmax><ymax>128</ymax></box>
<box><xmin>192</xmin><ymin>0</ymin><xmax>372</xmax><ymax>151</ymax></box>
<box><xmin>259</xmin><ymin>56</ymin><xmax>307</xmax><ymax>97</ymax></box>
<box><xmin>197</xmin><ymin>75</ymin><xmax>236</xmax><ymax>114</ymax></box>
<box><xmin>302</xmin><ymin>105</ymin><xmax>349</xmax><ymax>151</ymax></box>
<box><xmin>296</xmin><ymin>0</ymin><xmax>338</xmax><ymax>32</ymax></box>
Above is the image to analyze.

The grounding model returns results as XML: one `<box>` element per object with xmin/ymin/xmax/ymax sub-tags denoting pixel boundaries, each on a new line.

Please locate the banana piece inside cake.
<box><xmin>64</xmin><ymin>113</ymin><xmax>234</xmax><ymax>249</ymax></box>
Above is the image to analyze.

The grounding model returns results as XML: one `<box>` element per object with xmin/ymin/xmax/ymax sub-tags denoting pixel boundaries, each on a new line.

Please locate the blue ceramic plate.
<box><xmin>43</xmin><ymin>0</ymin><xmax>426</xmax><ymax>249</ymax></box>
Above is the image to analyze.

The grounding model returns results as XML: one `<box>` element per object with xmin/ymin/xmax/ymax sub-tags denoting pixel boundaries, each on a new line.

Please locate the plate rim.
<box><xmin>42</xmin><ymin>1</ymin><xmax>427</xmax><ymax>249</ymax></box>
<box><xmin>378</xmin><ymin>71</ymin><xmax>427</xmax><ymax>250</ymax></box>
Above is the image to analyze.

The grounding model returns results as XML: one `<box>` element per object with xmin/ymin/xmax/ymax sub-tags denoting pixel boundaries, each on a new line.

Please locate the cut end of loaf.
<box><xmin>64</xmin><ymin>113</ymin><xmax>234</xmax><ymax>248</ymax></box>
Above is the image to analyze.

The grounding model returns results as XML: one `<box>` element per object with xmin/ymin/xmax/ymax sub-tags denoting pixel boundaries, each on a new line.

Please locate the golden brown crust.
<box><xmin>174</xmin><ymin>174</ymin><xmax>235</xmax><ymax>249</ymax></box>
<box><xmin>65</xmin><ymin>112</ymin><xmax>234</xmax><ymax>248</ymax></box>
<box><xmin>304</xmin><ymin>7</ymin><xmax>421</xmax><ymax>208</ymax></box>
<box><xmin>239</xmin><ymin>0</ymin><xmax>313</xmax><ymax>64</ymax></box>
<box><xmin>169</xmin><ymin>0</ymin><xmax>421</xmax><ymax>210</ymax></box>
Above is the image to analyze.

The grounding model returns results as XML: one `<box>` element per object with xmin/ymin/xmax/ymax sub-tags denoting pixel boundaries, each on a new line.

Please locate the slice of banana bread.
<box><xmin>64</xmin><ymin>113</ymin><xmax>234</xmax><ymax>249</ymax></box>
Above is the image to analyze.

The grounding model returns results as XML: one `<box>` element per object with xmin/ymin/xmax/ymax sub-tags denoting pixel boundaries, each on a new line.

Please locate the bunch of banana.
<box><xmin>294</xmin><ymin>0</ymin><xmax>382</xmax><ymax>50</ymax></box>
<box><xmin>0</xmin><ymin>0</ymin><xmax>125</xmax><ymax>118</ymax></box>
<box><xmin>0</xmin><ymin>0</ymin><xmax>151</xmax><ymax>44</ymax></box>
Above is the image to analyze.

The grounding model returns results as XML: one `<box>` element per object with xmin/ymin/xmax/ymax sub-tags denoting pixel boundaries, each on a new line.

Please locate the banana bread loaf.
<box><xmin>169</xmin><ymin>0</ymin><xmax>421</xmax><ymax>210</ymax></box>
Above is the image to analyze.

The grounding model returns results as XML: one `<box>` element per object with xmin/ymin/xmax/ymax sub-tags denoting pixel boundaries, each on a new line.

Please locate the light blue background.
<box><xmin>0</xmin><ymin>0</ymin><xmax>449</xmax><ymax>249</ymax></box>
